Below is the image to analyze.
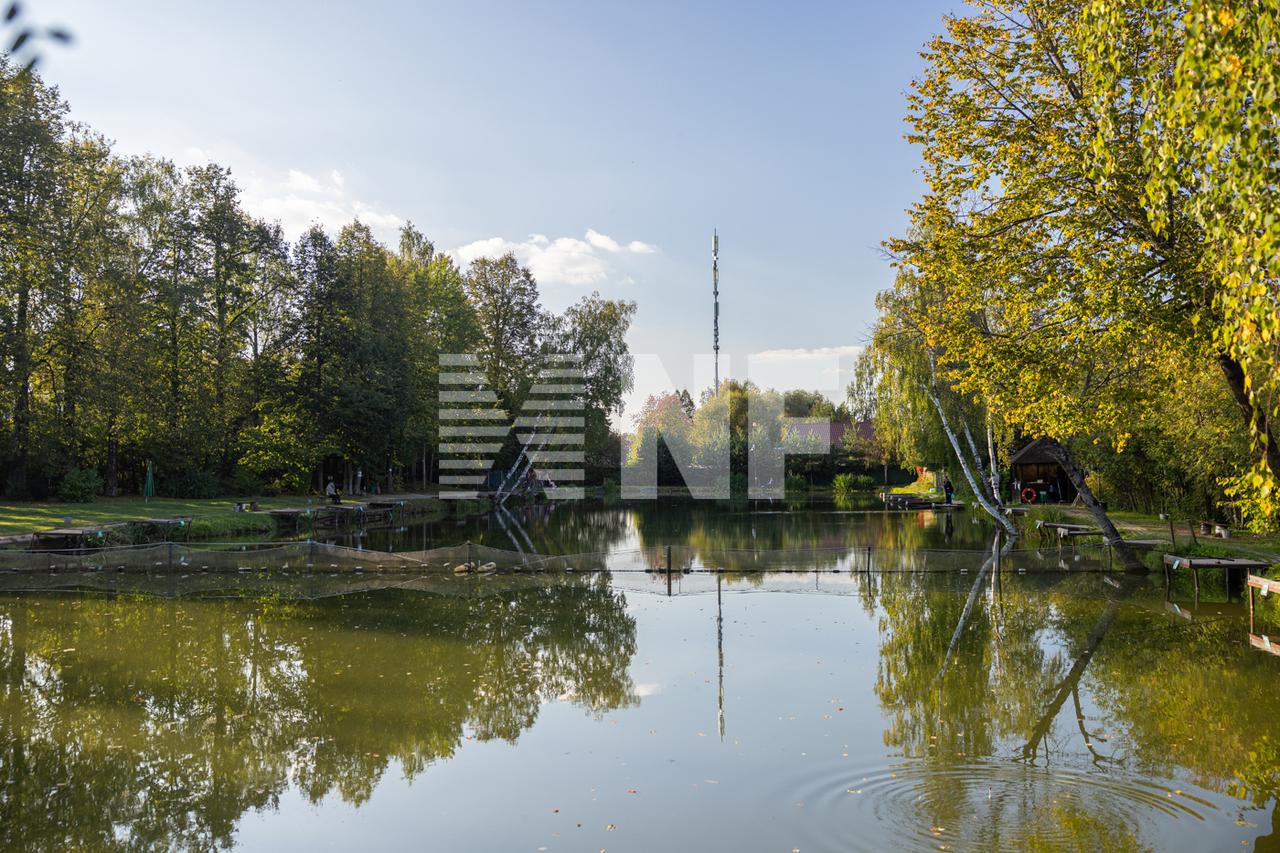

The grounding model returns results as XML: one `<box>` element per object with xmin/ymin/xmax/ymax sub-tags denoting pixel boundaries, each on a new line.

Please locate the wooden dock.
<box><xmin>1249</xmin><ymin>633</ymin><xmax>1280</xmax><ymax>657</ymax></box>
<box><xmin>30</xmin><ymin>523</ymin><xmax>127</xmax><ymax>549</ymax></box>
<box><xmin>1165</xmin><ymin>554</ymin><xmax>1270</xmax><ymax>572</ymax></box>
<box><xmin>261</xmin><ymin>497</ymin><xmax>434</xmax><ymax>531</ymax></box>
<box><xmin>1247</xmin><ymin>573</ymin><xmax>1280</xmax><ymax>647</ymax></box>
<box><xmin>881</xmin><ymin>493</ymin><xmax>963</xmax><ymax>511</ymax></box>
<box><xmin>1035</xmin><ymin>521</ymin><xmax>1093</xmax><ymax>545</ymax></box>
<box><xmin>1167</xmin><ymin>555</ymin><xmax>1272</xmax><ymax>598</ymax></box>
<box><xmin>1247</xmin><ymin>570</ymin><xmax>1280</xmax><ymax>656</ymax></box>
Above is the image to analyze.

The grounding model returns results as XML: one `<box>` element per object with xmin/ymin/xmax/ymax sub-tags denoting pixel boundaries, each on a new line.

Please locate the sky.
<box><xmin>30</xmin><ymin>0</ymin><xmax>962</xmax><ymax>423</ymax></box>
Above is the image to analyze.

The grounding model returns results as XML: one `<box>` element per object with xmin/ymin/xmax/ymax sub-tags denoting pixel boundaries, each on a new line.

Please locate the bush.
<box><xmin>57</xmin><ymin>468</ymin><xmax>103</xmax><ymax>503</ymax></box>
<box><xmin>161</xmin><ymin>467</ymin><xmax>221</xmax><ymax>499</ymax></box>
<box><xmin>226</xmin><ymin>466</ymin><xmax>265</xmax><ymax>497</ymax></box>
<box><xmin>833</xmin><ymin>472</ymin><xmax>876</xmax><ymax>497</ymax></box>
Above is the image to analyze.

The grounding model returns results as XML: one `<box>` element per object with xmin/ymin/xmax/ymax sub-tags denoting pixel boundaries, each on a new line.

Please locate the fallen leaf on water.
<box><xmin>606</xmin><ymin>824</ymin><xmax>616</xmax><ymax>831</ymax></box>
<box><xmin>627</xmin><ymin>789</ymin><xmax>638</xmax><ymax>795</ymax></box>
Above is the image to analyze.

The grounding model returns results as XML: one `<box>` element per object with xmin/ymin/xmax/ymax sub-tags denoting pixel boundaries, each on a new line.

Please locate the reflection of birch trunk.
<box><xmin>1020</xmin><ymin>598</ymin><xmax>1120</xmax><ymax>762</ymax></box>
<box><xmin>925</xmin><ymin>354</ymin><xmax>1018</xmax><ymax>538</ymax></box>
<box><xmin>1072</xmin><ymin>684</ymin><xmax>1117</xmax><ymax>766</ymax></box>
<box><xmin>936</xmin><ymin>537</ymin><xmax>1010</xmax><ymax>684</ymax></box>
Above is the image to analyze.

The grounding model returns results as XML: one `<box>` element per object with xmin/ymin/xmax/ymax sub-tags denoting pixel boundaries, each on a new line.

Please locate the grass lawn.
<box><xmin>1020</xmin><ymin>504</ymin><xmax>1280</xmax><ymax>566</ymax></box>
<box><xmin>0</xmin><ymin>496</ymin><xmax>304</xmax><ymax>537</ymax></box>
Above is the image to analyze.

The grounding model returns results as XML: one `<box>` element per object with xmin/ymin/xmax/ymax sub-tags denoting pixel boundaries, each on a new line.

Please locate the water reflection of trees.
<box><xmin>0</xmin><ymin>577</ymin><xmax>636</xmax><ymax>850</ymax></box>
<box><xmin>869</xmin><ymin>569</ymin><xmax>1280</xmax><ymax>847</ymax></box>
<box><xmin>628</xmin><ymin>502</ymin><xmax>993</xmax><ymax>578</ymax></box>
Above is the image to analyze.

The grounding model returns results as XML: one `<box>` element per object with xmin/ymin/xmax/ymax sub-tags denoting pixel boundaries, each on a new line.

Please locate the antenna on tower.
<box><xmin>713</xmin><ymin>230</ymin><xmax>720</xmax><ymax>394</ymax></box>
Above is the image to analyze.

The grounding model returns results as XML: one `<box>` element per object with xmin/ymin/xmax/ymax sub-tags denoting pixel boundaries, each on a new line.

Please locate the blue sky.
<box><xmin>34</xmin><ymin>0</ymin><xmax>961</xmax><ymax>420</ymax></box>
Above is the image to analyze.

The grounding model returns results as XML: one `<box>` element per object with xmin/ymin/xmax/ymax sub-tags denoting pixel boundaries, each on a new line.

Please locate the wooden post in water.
<box><xmin>666</xmin><ymin>545</ymin><xmax>672</xmax><ymax>596</ymax></box>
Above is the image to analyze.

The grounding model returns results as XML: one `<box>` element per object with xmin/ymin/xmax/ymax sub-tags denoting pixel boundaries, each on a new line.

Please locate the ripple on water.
<box><xmin>775</xmin><ymin>757</ymin><xmax>1241</xmax><ymax>852</ymax></box>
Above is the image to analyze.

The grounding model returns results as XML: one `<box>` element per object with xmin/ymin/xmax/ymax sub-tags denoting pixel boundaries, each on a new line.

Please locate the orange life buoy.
<box><xmin>1021</xmin><ymin>486</ymin><xmax>1038</xmax><ymax>504</ymax></box>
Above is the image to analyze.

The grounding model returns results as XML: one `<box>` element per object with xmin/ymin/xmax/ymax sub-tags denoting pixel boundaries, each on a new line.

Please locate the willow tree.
<box><xmin>872</xmin><ymin>262</ymin><xmax>1019</xmax><ymax>537</ymax></box>
<box><xmin>1081</xmin><ymin>0</ymin><xmax>1280</xmax><ymax>521</ymax></box>
<box><xmin>891</xmin><ymin>0</ymin><xmax>1279</xmax><ymax>555</ymax></box>
<box><xmin>889</xmin><ymin>199</ymin><xmax>1193</xmax><ymax>567</ymax></box>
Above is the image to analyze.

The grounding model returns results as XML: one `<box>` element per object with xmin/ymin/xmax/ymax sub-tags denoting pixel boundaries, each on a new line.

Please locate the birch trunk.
<box><xmin>1041</xmin><ymin>438</ymin><xmax>1144</xmax><ymax>572</ymax></box>
<box><xmin>963</xmin><ymin>420</ymin><xmax>1000</xmax><ymax>508</ymax></box>
<box><xmin>927</xmin><ymin>388</ymin><xmax>1019</xmax><ymax>538</ymax></box>
<box><xmin>986</xmin><ymin>416</ymin><xmax>1001</xmax><ymax>503</ymax></box>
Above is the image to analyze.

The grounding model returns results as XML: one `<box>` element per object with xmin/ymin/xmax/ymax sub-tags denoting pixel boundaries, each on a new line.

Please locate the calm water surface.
<box><xmin>2</xmin><ymin>504</ymin><xmax>1279</xmax><ymax>851</ymax></box>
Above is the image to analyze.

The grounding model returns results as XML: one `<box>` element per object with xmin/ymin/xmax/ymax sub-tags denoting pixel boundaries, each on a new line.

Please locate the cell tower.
<box><xmin>713</xmin><ymin>230</ymin><xmax>720</xmax><ymax>394</ymax></box>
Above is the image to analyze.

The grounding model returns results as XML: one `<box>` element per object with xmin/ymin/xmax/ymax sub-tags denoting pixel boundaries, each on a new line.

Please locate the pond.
<box><xmin>325</xmin><ymin>496</ymin><xmax>999</xmax><ymax>557</ymax></box>
<box><xmin>2</xmin><ymin>503</ymin><xmax>1278</xmax><ymax>851</ymax></box>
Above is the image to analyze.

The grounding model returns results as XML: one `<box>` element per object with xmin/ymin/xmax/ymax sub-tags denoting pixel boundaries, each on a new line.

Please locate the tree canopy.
<box><xmin>0</xmin><ymin>60</ymin><xmax>636</xmax><ymax>497</ymax></box>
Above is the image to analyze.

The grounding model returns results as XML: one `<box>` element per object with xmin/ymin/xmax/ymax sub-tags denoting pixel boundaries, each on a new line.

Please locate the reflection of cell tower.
<box><xmin>713</xmin><ymin>230</ymin><xmax>720</xmax><ymax>393</ymax></box>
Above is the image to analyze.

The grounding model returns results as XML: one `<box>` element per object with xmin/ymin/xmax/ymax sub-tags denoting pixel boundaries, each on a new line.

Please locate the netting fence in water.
<box><xmin>0</xmin><ymin>538</ymin><xmax>1109</xmax><ymax>577</ymax></box>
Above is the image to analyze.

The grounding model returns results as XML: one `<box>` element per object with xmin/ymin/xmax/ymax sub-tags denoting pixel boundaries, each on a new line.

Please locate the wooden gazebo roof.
<box><xmin>1009</xmin><ymin>437</ymin><xmax>1058</xmax><ymax>466</ymax></box>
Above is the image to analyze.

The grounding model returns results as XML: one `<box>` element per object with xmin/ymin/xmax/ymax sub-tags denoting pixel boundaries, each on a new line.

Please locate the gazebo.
<box><xmin>1009</xmin><ymin>437</ymin><xmax>1077</xmax><ymax>504</ymax></box>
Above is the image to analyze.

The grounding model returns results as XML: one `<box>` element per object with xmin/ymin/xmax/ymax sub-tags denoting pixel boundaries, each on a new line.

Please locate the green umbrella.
<box><xmin>143</xmin><ymin>462</ymin><xmax>155</xmax><ymax>501</ymax></box>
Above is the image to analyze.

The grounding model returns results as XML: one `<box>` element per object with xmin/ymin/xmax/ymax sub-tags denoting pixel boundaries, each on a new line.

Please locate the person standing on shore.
<box><xmin>943</xmin><ymin>475</ymin><xmax>954</xmax><ymax>505</ymax></box>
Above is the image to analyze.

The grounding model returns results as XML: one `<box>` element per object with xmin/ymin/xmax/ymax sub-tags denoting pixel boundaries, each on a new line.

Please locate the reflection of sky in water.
<box><xmin>2</xmin><ymin>552</ymin><xmax>1277</xmax><ymax>851</ymax></box>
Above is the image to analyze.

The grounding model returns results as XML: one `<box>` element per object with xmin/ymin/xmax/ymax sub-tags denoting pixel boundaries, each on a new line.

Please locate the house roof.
<box><xmin>1009</xmin><ymin>437</ymin><xmax>1059</xmax><ymax>466</ymax></box>
<box><xmin>788</xmin><ymin>420</ymin><xmax>864</xmax><ymax>447</ymax></box>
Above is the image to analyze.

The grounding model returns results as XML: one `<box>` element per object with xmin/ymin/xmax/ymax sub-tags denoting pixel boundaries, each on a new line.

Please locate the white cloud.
<box><xmin>748</xmin><ymin>345</ymin><xmax>863</xmax><ymax>396</ymax></box>
<box><xmin>751</xmin><ymin>345</ymin><xmax>864</xmax><ymax>363</ymax></box>
<box><xmin>585</xmin><ymin>228</ymin><xmax>621</xmax><ymax>252</ymax></box>
<box><xmin>449</xmin><ymin>229</ymin><xmax>657</xmax><ymax>287</ymax></box>
<box><xmin>286</xmin><ymin>169</ymin><xmax>323</xmax><ymax>194</ymax></box>
<box><xmin>239</xmin><ymin>168</ymin><xmax>400</xmax><ymax>240</ymax></box>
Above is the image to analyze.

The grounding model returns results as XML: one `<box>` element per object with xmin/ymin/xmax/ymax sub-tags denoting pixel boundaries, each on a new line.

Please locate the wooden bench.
<box><xmin>1165</xmin><ymin>555</ymin><xmax>1270</xmax><ymax>596</ymax></box>
<box><xmin>1035</xmin><ymin>521</ymin><xmax>1094</xmax><ymax>546</ymax></box>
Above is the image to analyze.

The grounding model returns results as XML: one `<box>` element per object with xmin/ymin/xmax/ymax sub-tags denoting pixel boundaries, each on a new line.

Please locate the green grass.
<box><xmin>0</xmin><ymin>496</ymin><xmax>303</xmax><ymax>538</ymax></box>
<box><xmin>891</xmin><ymin>479</ymin><xmax>935</xmax><ymax>495</ymax></box>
